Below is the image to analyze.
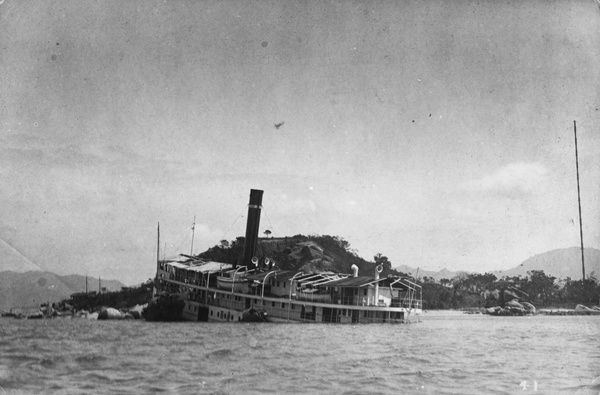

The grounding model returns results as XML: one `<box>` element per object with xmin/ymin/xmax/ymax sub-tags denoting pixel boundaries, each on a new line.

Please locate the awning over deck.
<box><xmin>323</xmin><ymin>276</ymin><xmax>385</xmax><ymax>288</ymax></box>
<box><xmin>164</xmin><ymin>260</ymin><xmax>232</xmax><ymax>273</ymax></box>
<box><xmin>243</xmin><ymin>270</ymin><xmax>296</xmax><ymax>282</ymax></box>
<box><xmin>322</xmin><ymin>276</ymin><xmax>413</xmax><ymax>290</ymax></box>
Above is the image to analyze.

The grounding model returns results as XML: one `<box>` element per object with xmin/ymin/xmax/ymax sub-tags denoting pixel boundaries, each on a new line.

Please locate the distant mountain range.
<box><xmin>491</xmin><ymin>247</ymin><xmax>600</xmax><ymax>280</ymax></box>
<box><xmin>394</xmin><ymin>265</ymin><xmax>468</xmax><ymax>282</ymax></box>
<box><xmin>0</xmin><ymin>271</ymin><xmax>125</xmax><ymax>311</ymax></box>
<box><xmin>395</xmin><ymin>247</ymin><xmax>600</xmax><ymax>282</ymax></box>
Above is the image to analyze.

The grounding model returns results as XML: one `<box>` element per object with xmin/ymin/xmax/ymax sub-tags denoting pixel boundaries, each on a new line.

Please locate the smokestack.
<box><xmin>241</xmin><ymin>189</ymin><xmax>263</xmax><ymax>269</ymax></box>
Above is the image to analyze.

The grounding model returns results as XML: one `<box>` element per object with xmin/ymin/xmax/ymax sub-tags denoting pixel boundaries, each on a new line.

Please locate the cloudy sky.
<box><xmin>1</xmin><ymin>0</ymin><xmax>599</xmax><ymax>285</ymax></box>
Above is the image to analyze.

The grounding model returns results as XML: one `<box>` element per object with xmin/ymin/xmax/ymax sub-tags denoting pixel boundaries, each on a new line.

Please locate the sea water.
<box><xmin>0</xmin><ymin>312</ymin><xmax>598</xmax><ymax>394</ymax></box>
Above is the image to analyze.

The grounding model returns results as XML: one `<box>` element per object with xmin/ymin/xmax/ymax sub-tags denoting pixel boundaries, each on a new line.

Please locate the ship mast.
<box><xmin>573</xmin><ymin>120</ymin><xmax>585</xmax><ymax>280</ymax></box>
<box><xmin>156</xmin><ymin>222</ymin><xmax>161</xmax><ymax>277</ymax></box>
<box><xmin>190</xmin><ymin>216</ymin><xmax>196</xmax><ymax>257</ymax></box>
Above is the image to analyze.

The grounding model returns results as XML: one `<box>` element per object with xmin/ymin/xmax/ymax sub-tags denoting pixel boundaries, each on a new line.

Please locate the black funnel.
<box><xmin>241</xmin><ymin>189</ymin><xmax>263</xmax><ymax>268</ymax></box>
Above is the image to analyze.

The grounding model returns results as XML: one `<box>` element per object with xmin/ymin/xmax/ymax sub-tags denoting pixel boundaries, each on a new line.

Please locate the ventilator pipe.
<box><xmin>375</xmin><ymin>265</ymin><xmax>383</xmax><ymax>305</ymax></box>
<box><xmin>351</xmin><ymin>264</ymin><xmax>359</xmax><ymax>278</ymax></box>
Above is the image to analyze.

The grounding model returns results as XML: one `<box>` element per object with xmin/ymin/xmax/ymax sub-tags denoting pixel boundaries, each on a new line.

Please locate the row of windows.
<box><xmin>252</xmin><ymin>299</ymin><xmax>291</xmax><ymax>309</ymax></box>
<box><xmin>210</xmin><ymin>310</ymin><xmax>236</xmax><ymax>321</ymax></box>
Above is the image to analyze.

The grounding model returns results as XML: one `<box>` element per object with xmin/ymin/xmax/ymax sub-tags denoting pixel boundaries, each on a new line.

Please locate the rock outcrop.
<box><xmin>286</xmin><ymin>241</ymin><xmax>335</xmax><ymax>272</ymax></box>
<box><xmin>486</xmin><ymin>298</ymin><xmax>536</xmax><ymax>316</ymax></box>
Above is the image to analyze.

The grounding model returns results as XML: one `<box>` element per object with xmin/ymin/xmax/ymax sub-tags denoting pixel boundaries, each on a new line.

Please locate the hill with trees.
<box><xmin>196</xmin><ymin>234</ymin><xmax>407</xmax><ymax>279</ymax></box>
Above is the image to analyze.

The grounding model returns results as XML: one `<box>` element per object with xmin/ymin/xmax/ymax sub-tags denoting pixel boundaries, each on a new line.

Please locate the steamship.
<box><xmin>149</xmin><ymin>189</ymin><xmax>422</xmax><ymax>323</ymax></box>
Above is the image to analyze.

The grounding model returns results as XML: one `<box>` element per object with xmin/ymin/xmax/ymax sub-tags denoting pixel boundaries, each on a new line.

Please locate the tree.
<box><xmin>440</xmin><ymin>278</ymin><xmax>452</xmax><ymax>287</ymax></box>
<box><xmin>562</xmin><ymin>274</ymin><xmax>600</xmax><ymax>304</ymax></box>
<box><xmin>264</xmin><ymin>230</ymin><xmax>272</xmax><ymax>238</ymax></box>
<box><xmin>453</xmin><ymin>273</ymin><xmax>497</xmax><ymax>293</ymax></box>
<box><xmin>374</xmin><ymin>253</ymin><xmax>392</xmax><ymax>272</ymax></box>
<box><xmin>523</xmin><ymin>270</ymin><xmax>557</xmax><ymax>305</ymax></box>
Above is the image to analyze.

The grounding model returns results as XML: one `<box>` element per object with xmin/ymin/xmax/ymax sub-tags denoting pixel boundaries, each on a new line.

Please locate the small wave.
<box><xmin>205</xmin><ymin>348</ymin><xmax>234</xmax><ymax>360</ymax></box>
<box><xmin>83</xmin><ymin>372</ymin><xmax>113</xmax><ymax>383</ymax></box>
<box><xmin>39</xmin><ymin>355</ymin><xmax>66</xmax><ymax>368</ymax></box>
<box><xmin>4</xmin><ymin>354</ymin><xmax>39</xmax><ymax>365</ymax></box>
<box><xmin>75</xmin><ymin>354</ymin><xmax>108</xmax><ymax>365</ymax></box>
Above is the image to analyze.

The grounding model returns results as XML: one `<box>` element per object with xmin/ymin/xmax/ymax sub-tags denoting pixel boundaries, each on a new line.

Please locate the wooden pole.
<box><xmin>190</xmin><ymin>216</ymin><xmax>196</xmax><ymax>257</ymax></box>
<box><xmin>574</xmin><ymin>120</ymin><xmax>585</xmax><ymax>280</ymax></box>
<box><xmin>156</xmin><ymin>222</ymin><xmax>160</xmax><ymax>277</ymax></box>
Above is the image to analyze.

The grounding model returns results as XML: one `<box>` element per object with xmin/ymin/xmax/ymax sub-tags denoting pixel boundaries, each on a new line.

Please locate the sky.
<box><xmin>1</xmin><ymin>0</ymin><xmax>599</xmax><ymax>286</ymax></box>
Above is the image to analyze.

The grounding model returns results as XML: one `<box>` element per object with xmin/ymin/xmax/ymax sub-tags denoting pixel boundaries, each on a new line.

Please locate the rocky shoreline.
<box><xmin>456</xmin><ymin>303</ymin><xmax>600</xmax><ymax>316</ymax></box>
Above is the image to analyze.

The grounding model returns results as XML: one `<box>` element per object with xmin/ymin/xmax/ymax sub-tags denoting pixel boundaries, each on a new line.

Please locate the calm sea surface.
<box><xmin>0</xmin><ymin>312</ymin><xmax>598</xmax><ymax>394</ymax></box>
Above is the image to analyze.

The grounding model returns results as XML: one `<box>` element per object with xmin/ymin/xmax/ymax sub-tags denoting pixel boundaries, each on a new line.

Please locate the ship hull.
<box><xmin>173</xmin><ymin>279</ymin><xmax>420</xmax><ymax>324</ymax></box>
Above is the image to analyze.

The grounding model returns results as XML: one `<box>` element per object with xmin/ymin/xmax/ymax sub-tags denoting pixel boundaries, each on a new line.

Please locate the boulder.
<box><xmin>507</xmin><ymin>306</ymin><xmax>525</xmax><ymax>315</ymax></box>
<box><xmin>86</xmin><ymin>312</ymin><xmax>99</xmax><ymax>320</ymax></box>
<box><xmin>98</xmin><ymin>307</ymin><xmax>123</xmax><ymax>320</ymax></box>
<box><xmin>504</xmin><ymin>290</ymin><xmax>520</xmax><ymax>301</ymax></box>
<box><xmin>489</xmin><ymin>289</ymin><xmax>501</xmax><ymax>300</ymax></box>
<box><xmin>521</xmin><ymin>302</ymin><xmax>536</xmax><ymax>313</ymax></box>
<box><xmin>486</xmin><ymin>306</ymin><xmax>500</xmax><ymax>315</ymax></box>
<box><xmin>505</xmin><ymin>299</ymin><xmax>524</xmax><ymax>309</ymax></box>
<box><xmin>128</xmin><ymin>310</ymin><xmax>142</xmax><ymax>319</ymax></box>
<box><xmin>129</xmin><ymin>304</ymin><xmax>146</xmax><ymax>314</ymax></box>
<box><xmin>497</xmin><ymin>308</ymin><xmax>512</xmax><ymax>316</ymax></box>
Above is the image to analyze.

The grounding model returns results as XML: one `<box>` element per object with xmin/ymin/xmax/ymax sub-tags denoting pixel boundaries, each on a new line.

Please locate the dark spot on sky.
<box><xmin>38</xmin><ymin>277</ymin><xmax>47</xmax><ymax>287</ymax></box>
<box><xmin>261</xmin><ymin>41</ymin><xmax>268</xmax><ymax>48</ymax></box>
<box><xmin>412</xmin><ymin>120</ymin><xmax>415</xmax><ymax>123</ymax></box>
<box><xmin>51</xmin><ymin>54</ymin><xmax>57</xmax><ymax>61</ymax></box>
<box><xmin>56</xmin><ymin>42</ymin><xmax>59</xmax><ymax>46</ymax></box>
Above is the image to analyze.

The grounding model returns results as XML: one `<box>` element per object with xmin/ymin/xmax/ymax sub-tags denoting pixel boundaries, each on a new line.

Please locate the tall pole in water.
<box><xmin>190</xmin><ymin>216</ymin><xmax>196</xmax><ymax>257</ymax></box>
<box><xmin>574</xmin><ymin>120</ymin><xmax>585</xmax><ymax>280</ymax></box>
<box><xmin>156</xmin><ymin>223</ymin><xmax>160</xmax><ymax>277</ymax></box>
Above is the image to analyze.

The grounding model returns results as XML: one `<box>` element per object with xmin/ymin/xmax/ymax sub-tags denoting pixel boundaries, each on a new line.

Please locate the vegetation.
<box><xmin>65</xmin><ymin>279</ymin><xmax>154</xmax><ymax>312</ymax></box>
<box><xmin>435</xmin><ymin>270</ymin><xmax>600</xmax><ymax>310</ymax></box>
<box><xmin>58</xmin><ymin>235</ymin><xmax>594</xmax><ymax>313</ymax></box>
<box><xmin>196</xmin><ymin>234</ymin><xmax>409</xmax><ymax>277</ymax></box>
<box><xmin>196</xmin><ymin>234</ymin><xmax>600</xmax><ymax>310</ymax></box>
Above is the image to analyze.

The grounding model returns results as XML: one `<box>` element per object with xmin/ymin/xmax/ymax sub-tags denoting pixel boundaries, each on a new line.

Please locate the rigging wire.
<box><xmin>220</xmin><ymin>204</ymin><xmax>249</xmax><ymax>242</ymax></box>
<box><xmin>261</xmin><ymin>206</ymin><xmax>277</xmax><ymax>238</ymax></box>
<box><xmin>173</xmin><ymin>230</ymin><xmax>190</xmax><ymax>256</ymax></box>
